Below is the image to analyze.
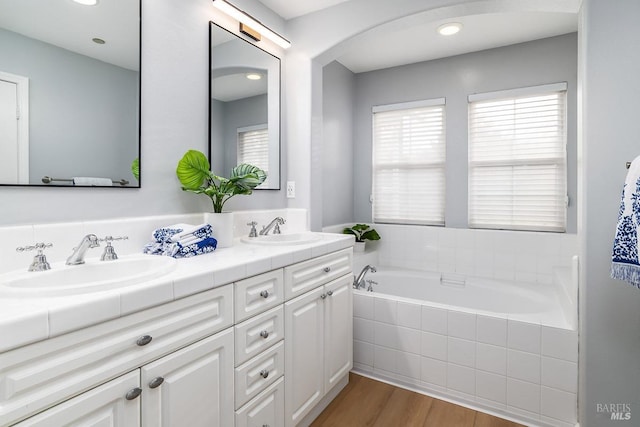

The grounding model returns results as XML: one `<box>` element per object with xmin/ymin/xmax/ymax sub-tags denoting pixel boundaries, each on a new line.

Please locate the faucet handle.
<box><xmin>99</xmin><ymin>235</ymin><xmax>129</xmax><ymax>243</ymax></box>
<box><xmin>17</xmin><ymin>242</ymin><xmax>53</xmax><ymax>272</ymax></box>
<box><xmin>99</xmin><ymin>236</ymin><xmax>128</xmax><ymax>261</ymax></box>
<box><xmin>247</xmin><ymin>222</ymin><xmax>258</xmax><ymax>238</ymax></box>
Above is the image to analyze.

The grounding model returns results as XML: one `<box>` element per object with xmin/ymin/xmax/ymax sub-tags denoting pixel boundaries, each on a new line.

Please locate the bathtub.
<box><xmin>352</xmin><ymin>267</ymin><xmax>578</xmax><ymax>427</ymax></box>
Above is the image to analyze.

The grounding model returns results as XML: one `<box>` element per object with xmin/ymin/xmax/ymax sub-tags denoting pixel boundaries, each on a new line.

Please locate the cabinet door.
<box><xmin>141</xmin><ymin>328</ymin><xmax>234</xmax><ymax>427</ymax></box>
<box><xmin>14</xmin><ymin>370</ymin><xmax>140</xmax><ymax>427</ymax></box>
<box><xmin>284</xmin><ymin>286</ymin><xmax>325</xmax><ymax>427</ymax></box>
<box><xmin>324</xmin><ymin>276</ymin><xmax>353</xmax><ymax>392</ymax></box>
<box><xmin>235</xmin><ymin>377</ymin><xmax>284</xmax><ymax>427</ymax></box>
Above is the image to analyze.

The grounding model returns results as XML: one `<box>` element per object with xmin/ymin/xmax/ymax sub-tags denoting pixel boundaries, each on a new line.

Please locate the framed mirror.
<box><xmin>209</xmin><ymin>22</ymin><xmax>280</xmax><ymax>190</ymax></box>
<box><xmin>0</xmin><ymin>0</ymin><xmax>140</xmax><ymax>187</ymax></box>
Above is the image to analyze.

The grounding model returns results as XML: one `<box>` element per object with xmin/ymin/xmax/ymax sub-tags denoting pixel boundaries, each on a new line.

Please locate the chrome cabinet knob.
<box><xmin>125</xmin><ymin>387</ymin><xmax>142</xmax><ymax>400</ymax></box>
<box><xmin>260</xmin><ymin>330</ymin><xmax>269</xmax><ymax>339</ymax></box>
<box><xmin>260</xmin><ymin>290</ymin><xmax>269</xmax><ymax>298</ymax></box>
<box><xmin>260</xmin><ymin>369</ymin><xmax>269</xmax><ymax>379</ymax></box>
<box><xmin>327</xmin><ymin>290</ymin><xmax>333</xmax><ymax>296</ymax></box>
<box><xmin>320</xmin><ymin>293</ymin><xmax>327</xmax><ymax>299</ymax></box>
<box><xmin>136</xmin><ymin>335</ymin><xmax>153</xmax><ymax>346</ymax></box>
<box><xmin>148</xmin><ymin>377</ymin><xmax>164</xmax><ymax>389</ymax></box>
<box><xmin>323</xmin><ymin>266</ymin><xmax>331</xmax><ymax>273</ymax></box>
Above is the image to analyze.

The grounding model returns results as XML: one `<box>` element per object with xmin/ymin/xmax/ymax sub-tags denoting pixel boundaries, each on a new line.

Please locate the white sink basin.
<box><xmin>0</xmin><ymin>255</ymin><xmax>177</xmax><ymax>297</ymax></box>
<box><xmin>241</xmin><ymin>233</ymin><xmax>322</xmax><ymax>246</ymax></box>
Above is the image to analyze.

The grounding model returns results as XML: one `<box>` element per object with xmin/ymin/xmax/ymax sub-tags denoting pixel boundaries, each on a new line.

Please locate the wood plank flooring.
<box><xmin>311</xmin><ymin>373</ymin><xmax>525</xmax><ymax>427</ymax></box>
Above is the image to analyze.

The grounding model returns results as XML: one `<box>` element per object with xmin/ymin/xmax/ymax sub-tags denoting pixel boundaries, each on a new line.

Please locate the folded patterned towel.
<box><xmin>151</xmin><ymin>224</ymin><xmax>213</xmax><ymax>243</ymax></box>
<box><xmin>145</xmin><ymin>224</ymin><xmax>217</xmax><ymax>258</ymax></box>
<box><xmin>611</xmin><ymin>155</ymin><xmax>640</xmax><ymax>288</ymax></box>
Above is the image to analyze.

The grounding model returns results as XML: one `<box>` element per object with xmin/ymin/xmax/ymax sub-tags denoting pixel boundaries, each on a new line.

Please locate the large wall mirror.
<box><xmin>209</xmin><ymin>22</ymin><xmax>280</xmax><ymax>190</ymax></box>
<box><xmin>0</xmin><ymin>0</ymin><xmax>140</xmax><ymax>187</ymax></box>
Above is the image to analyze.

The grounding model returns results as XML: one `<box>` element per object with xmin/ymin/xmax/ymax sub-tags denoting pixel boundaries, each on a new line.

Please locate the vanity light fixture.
<box><xmin>437</xmin><ymin>22</ymin><xmax>462</xmax><ymax>36</ymax></box>
<box><xmin>246</xmin><ymin>73</ymin><xmax>262</xmax><ymax>80</ymax></box>
<box><xmin>72</xmin><ymin>0</ymin><xmax>99</xmax><ymax>5</ymax></box>
<box><xmin>212</xmin><ymin>0</ymin><xmax>291</xmax><ymax>49</ymax></box>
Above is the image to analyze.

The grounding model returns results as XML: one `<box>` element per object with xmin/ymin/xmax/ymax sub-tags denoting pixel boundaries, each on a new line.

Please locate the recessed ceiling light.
<box><xmin>73</xmin><ymin>0</ymin><xmax>99</xmax><ymax>5</ymax></box>
<box><xmin>92</xmin><ymin>38</ymin><xmax>106</xmax><ymax>45</ymax></box>
<box><xmin>437</xmin><ymin>22</ymin><xmax>462</xmax><ymax>36</ymax></box>
<box><xmin>246</xmin><ymin>73</ymin><xmax>262</xmax><ymax>80</ymax></box>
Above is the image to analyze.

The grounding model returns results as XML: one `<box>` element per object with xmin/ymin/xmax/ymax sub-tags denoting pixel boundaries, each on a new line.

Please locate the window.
<box><xmin>237</xmin><ymin>124</ymin><xmax>269</xmax><ymax>187</ymax></box>
<box><xmin>372</xmin><ymin>99</ymin><xmax>446</xmax><ymax>225</ymax></box>
<box><xmin>468</xmin><ymin>83</ymin><xmax>567</xmax><ymax>232</ymax></box>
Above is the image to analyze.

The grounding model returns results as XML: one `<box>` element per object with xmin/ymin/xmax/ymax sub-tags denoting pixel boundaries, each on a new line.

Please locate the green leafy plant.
<box><xmin>131</xmin><ymin>158</ymin><xmax>139</xmax><ymax>181</ymax></box>
<box><xmin>342</xmin><ymin>224</ymin><xmax>381</xmax><ymax>242</ymax></box>
<box><xmin>176</xmin><ymin>149</ymin><xmax>267</xmax><ymax>213</ymax></box>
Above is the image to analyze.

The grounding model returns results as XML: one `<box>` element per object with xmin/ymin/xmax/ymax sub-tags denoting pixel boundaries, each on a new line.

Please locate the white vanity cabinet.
<box><xmin>284</xmin><ymin>249</ymin><xmax>353</xmax><ymax>427</ymax></box>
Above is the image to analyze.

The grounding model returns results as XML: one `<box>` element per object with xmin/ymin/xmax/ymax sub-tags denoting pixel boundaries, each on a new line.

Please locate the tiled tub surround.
<box><xmin>0</xmin><ymin>209</ymin><xmax>349</xmax><ymax>353</ymax></box>
<box><xmin>340</xmin><ymin>224</ymin><xmax>579</xmax><ymax>427</ymax></box>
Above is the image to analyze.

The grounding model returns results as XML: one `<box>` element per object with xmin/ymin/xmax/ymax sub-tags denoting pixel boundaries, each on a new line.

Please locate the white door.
<box><xmin>141</xmin><ymin>328</ymin><xmax>234</xmax><ymax>427</ymax></box>
<box><xmin>0</xmin><ymin>71</ymin><xmax>29</xmax><ymax>184</ymax></box>
<box><xmin>284</xmin><ymin>286</ymin><xmax>325</xmax><ymax>427</ymax></box>
<box><xmin>14</xmin><ymin>370</ymin><xmax>141</xmax><ymax>427</ymax></box>
<box><xmin>324</xmin><ymin>276</ymin><xmax>353</xmax><ymax>392</ymax></box>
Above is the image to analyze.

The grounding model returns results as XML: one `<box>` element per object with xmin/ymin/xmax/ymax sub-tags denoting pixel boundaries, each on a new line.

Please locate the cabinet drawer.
<box><xmin>234</xmin><ymin>305</ymin><xmax>284</xmax><ymax>366</ymax></box>
<box><xmin>0</xmin><ymin>285</ymin><xmax>232</xmax><ymax>426</ymax></box>
<box><xmin>235</xmin><ymin>376</ymin><xmax>284</xmax><ymax>427</ymax></box>
<box><xmin>234</xmin><ymin>269</ymin><xmax>284</xmax><ymax>323</ymax></box>
<box><xmin>235</xmin><ymin>341</ymin><xmax>284</xmax><ymax>409</ymax></box>
<box><xmin>284</xmin><ymin>248</ymin><xmax>353</xmax><ymax>299</ymax></box>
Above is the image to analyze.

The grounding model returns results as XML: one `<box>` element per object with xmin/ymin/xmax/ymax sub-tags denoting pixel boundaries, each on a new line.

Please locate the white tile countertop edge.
<box><xmin>0</xmin><ymin>232</ymin><xmax>354</xmax><ymax>353</ymax></box>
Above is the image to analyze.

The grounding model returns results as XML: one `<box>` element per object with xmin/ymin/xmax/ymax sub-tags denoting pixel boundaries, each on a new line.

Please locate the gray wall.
<box><xmin>351</xmin><ymin>33</ymin><xmax>578</xmax><ymax>232</ymax></box>
<box><xmin>579</xmin><ymin>0</ymin><xmax>640</xmax><ymax>425</ymax></box>
<box><xmin>0</xmin><ymin>28</ymin><xmax>138</xmax><ymax>184</ymax></box>
<box><xmin>0</xmin><ymin>0</ymin><xmax>287</xmax><ymax>226</ymax></box>
<box><xmin>322</xmin><ymin>61</ymin><xmax>355</xmax><ymax>226</ymax></box>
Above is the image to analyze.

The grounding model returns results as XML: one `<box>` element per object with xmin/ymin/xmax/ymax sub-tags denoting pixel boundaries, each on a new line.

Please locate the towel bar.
<box><xmin>41</xmin><ymin>176</ymin><xmax>129</xmax><ymax>186</ymax></box>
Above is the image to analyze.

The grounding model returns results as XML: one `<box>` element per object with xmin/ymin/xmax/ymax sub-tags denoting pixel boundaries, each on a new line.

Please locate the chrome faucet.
<box><xmin>354</xmin><ymin>265</ymin><xmax>376</xmax><ymax>289</ymax></box>
<box><xmin>260</xmin><ymin>217</ymin><xmax>285</xmax><ymax>235</ymax></box>
<box><xmin>66</xmin><ymin>234</ymin><xmax>100</xmax><ymax>265</ymax></box>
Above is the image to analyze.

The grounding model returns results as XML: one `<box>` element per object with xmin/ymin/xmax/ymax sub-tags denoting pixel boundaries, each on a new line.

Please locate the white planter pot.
<box><xmin>204</xmin><ymin>212</ymin><xmax>235</xmax><ymax>248</ymax></box>
<box><xmin>354</xmin><ymin>241</ymin><xmax>366</xmax><ymax>253</ymax></box>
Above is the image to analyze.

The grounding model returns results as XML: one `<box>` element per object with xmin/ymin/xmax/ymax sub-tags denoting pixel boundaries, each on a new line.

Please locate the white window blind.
<box><xmin>237</xmin><ymin>124</ymin><xmax>269</xmax><ymax>187</ymax></box>
<box><xmin>372</xmin><ymin>99</ymin><xmax>446</xmax><ymax>225</ymax></box>
<box><xmin>468</xmin><ymin>83</ymin><xmax>567</xmax><ymax>232</ymax></box>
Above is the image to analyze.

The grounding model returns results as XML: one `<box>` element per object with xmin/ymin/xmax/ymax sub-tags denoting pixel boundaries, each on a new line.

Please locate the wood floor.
<box><xmin>311</xmin><ymin>373</ymin><xmax>525</xmax><ymax>427</ymax></box>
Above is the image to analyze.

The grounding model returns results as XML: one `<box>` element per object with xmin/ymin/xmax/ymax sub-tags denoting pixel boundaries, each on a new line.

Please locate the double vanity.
<box><xmin>0</xmin><ymin>228</ymin><xmax>354</xmax><ymax>427</ymax></box>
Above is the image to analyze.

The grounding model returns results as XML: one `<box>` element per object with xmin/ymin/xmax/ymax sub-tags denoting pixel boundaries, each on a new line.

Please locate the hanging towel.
<box><xmin>73</xmin><ymin>177</ymin><xmax>113</xmax><ymax>186</ymax></box>
<box><xmin>611</xmin><ymin>155</ymin><xmax>640</xmax><ymax>288</ymax></box>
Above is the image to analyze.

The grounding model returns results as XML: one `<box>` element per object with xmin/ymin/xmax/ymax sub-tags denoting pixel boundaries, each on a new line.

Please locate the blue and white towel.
<box><xmin>611</xmin><ymin>155</ymin><xmax>640</xmax><ymax>288</ymax></box>
<box><xmin>145</xmin><ymin>223</ymin><xmax>217</xmax><ymax>258</ymax></box>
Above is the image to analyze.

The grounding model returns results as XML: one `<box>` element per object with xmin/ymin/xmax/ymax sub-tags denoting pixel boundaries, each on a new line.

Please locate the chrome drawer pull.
<box><xmin>260</xmin><ymin>290</ymin><xmax>269</xmax><ymax>298</ymax></box>
<box><xmin>125</xmin><ymin>387</ymin><xmax>142</xmax><ymax>400</ymax></box>
<box><xmin>327</xmin><ymin>290</ymin><xmax>333</xmax><ymax>296</ymax></box>
<box><xmin>148</xmin><ymin>377</ymin><xmax>164</xmax><ymax>389</ymax></box>
<box><xmin>136</xmin><ymin>335</ymin><xmax>153</xmax><ymax>346</ymax></box>
<box><xmin>260</xmin><ymin>330</ymin><xmax>269</xmax><ymax>339</ymax></box>
<box><xmin>323</xmin><ymin>266</ymin><xmax>331</xmax><ymax>273</ymax></box>
<box><xmin>260</xmin><ymin>369</ymin><xmax>269</xmax><ymax>379</ymax></box>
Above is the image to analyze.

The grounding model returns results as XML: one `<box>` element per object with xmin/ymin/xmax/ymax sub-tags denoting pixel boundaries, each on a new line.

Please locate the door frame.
<box><xmin>0</xmin><ymin>70</ymin><xmax>29</xmax><ymax>184</ymax></box>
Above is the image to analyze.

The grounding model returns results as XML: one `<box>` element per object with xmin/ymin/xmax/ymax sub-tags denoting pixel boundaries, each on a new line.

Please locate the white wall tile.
<box><xmin>448</xmin><ymin>337</ymin><xmax>475</xmax><ymax>368</ymax></box>
<box><xmin>476</xmin><ymin>371</ymin><xmax>506</xmax><ymax>404</ymax></box>
<box><xmin>397</xmin><ymin>326</ymin><xmax>421</xmax><ymax>354</ymax></box>
<box><xmin>354</xmin><ymin>340</ymin><xmax>373</xmax><ymax>366</ymax></box>
<box><xmin>507</xmin><ymin>378</ymin><xmax>541</xmax><ymax>414</ymax></box>
<box><xmin>422</xmin><ymin>306</ymin><xmax>447</xmax><ymax>334</ymax></box>
<box><xmin>447</xmin><ymin>363</ymin><xmax>476</xmax><ymax>395</ymax></box>
<box><xmin>374</xmin><ymin>345</ymin><xmax>397</xmax><ymax>373</ymax></box>
<box><xmin>353</xmin><ymin>293</ymin><xmax>373</xmax><ymax>320</ymax></box>
<box><xmin>508</xmin><ymin>320</ymin><xmax>541</xmax><ymax>354</ymax></box>
<box><xmin>448</xmin><ymin>311</ymin><xmax>476</xmax><ymax>340</ymax></box>
<box><xmin>421</xmin><ymin>356</ymin><xmax>447</xmax><ymax>386</ymax></box>
<box><xmin>374</xmin><ymin>322</ymin><xmax>398</xmax><ymax>349</ymax></box>
<box><xmin>477</xmin><ymin>315</ymin><xmax>507</xmax><ymax>346</ymax></box>
<box><xmin>541</xmin><ymin>326</ymin><xmax>578</xmax><ymax>362</ymax></box>
<box><xmin>541</xmin><ymin>357</ymin><xmax>577</xmax><ymax>393</ymax></box>
<box><xmin>507</xmin><ymin>349</ymin><xmax>541</xmax><ymax>384</ymax></box>
<box><xmin>397</xmin><ymin>351</ymin><xmax>421</xmax><ymax>379</ymax></box>
<box><xmin>541</xmin><ymin>386</ymin><xmax>577</xmax><ymax>423</ymax></box>
<box><xmin>0</xmin><ymin>225</ymin><xmax>35</xmax><ymax>274</ymax></box>
<box><xmin>374</xmin><ymin>297</ymin><xmax>397</xmax><ymax>324</ymax></box>
<box><xmin>353</xmin><ymin>317</ymin><xmax>374</xmax><ymax>343</ymax></box>
<box><xmin>421</xmin><ymin>331</ymin><xmax>447</xmax><ymax>361</ymax></box>
<box><xmin>476</xmin><ymin>343</ymin><xmax>507</xmax><ymax>375</ymax></box>
<box><xmin>397</xmin><ymin>301</ymin><xmax>421</xmax><ymax>329</ymax></box>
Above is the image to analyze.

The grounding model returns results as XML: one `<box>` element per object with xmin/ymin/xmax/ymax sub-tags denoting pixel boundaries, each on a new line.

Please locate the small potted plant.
<box><xmin>176</xmin><ymin>149</ymin><xmax>266</xmax><ymax>247</ymax></box>
<box><xmin>343</xmin><ymin>223</ymin><xmax>381</xmax><ymax>252</ymax></box>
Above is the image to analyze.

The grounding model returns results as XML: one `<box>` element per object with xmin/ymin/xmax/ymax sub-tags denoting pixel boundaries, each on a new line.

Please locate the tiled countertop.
<box><xmin>0</xmin><ymin>233</ymin><xmax>354</xmax><ymax>353</ymax></box>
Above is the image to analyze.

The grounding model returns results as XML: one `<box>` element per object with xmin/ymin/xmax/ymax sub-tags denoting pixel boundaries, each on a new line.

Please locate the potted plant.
<box><xmin>342</xmin><ymin>223</ymin><xmax>381</xmax><ymax>252</ymax></box>
<box><xmin>176</xmin><ymin>149</ymin><xmax>266</xmax><ymax>247</ymax></box>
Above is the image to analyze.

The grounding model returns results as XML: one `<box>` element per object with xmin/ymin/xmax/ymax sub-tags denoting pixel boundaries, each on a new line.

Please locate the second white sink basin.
<box><xmin>241</xmin><ymin>233</ymin><xmax>322</xmax><ymax>246</ymax></box>
<box><xmin>0</xmin><ymin>255</ymin><xmax>177</xmax><ymax>297</ymax></box>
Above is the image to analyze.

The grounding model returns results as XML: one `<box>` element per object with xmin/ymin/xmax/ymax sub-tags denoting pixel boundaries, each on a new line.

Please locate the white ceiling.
<box><xmin>0</xmin><ymin>0</ymin><xmax>139</xmax><ymax>71</ymax></box>
<box><xmin>258</xmin><ymin>0</ymin><xmax>578</xmax><ymax>73</ymax></box>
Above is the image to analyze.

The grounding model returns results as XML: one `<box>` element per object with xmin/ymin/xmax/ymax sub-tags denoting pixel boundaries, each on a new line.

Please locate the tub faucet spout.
<box><xmin>354</xmin><ymin>265</ymin><xmax>376</xmax><ymax>289</ymax></box>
